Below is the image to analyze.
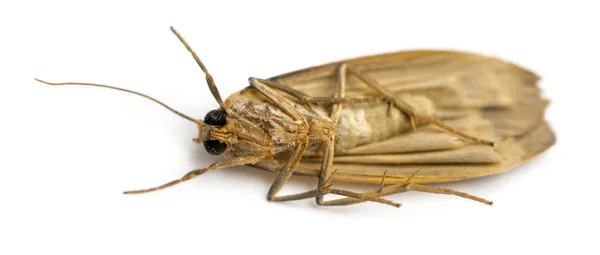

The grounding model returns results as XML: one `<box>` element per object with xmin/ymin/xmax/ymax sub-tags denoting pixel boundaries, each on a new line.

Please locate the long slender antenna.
<box><xmin>170</xmin><ymin>26</ymin><xmax>225</xmax><ymax>109</ymax></box>
<box><xmin>35</xmin><ymin>78</ymin><xmax>202</xmax><ymax>125</ymax></box>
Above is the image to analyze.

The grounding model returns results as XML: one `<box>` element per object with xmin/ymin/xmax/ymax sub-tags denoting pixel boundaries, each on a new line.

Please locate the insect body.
<box><xmin>37</xmin><ymin>27</ymin><xmax>555</xmax><ymax>207</ymax></box>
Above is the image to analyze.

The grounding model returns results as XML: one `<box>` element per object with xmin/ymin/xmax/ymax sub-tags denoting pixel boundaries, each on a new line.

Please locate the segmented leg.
<box><xmin>256</xmin><ymin>78</ymin><xmax>319</xmax><ymax>113</ymax></box>
<box><xmin>248</xmin><ymin>78</ymin><xmax>310</xmax><ymax>201</ymax></box>
<box><xmin>263</xmin><ymin>137</ymin><xmax>398</xmax><ymax>208</ymax></box>
<box><xmin>316</xmin><ymin>64</ymin><xmax>346</xmax><ymax>205</ymax></box>
<box><xmin>256</xmin><ymin>78</ymin><xmax>387</xmax><ymax>106</ymax></box>
<box><xmin>378</xmin><ymin>170</ymin><xmax>388</xmax><ymax>193</ymax></box>
<box><xmin>324</xmin><ymin>183</ymin><xmax>493</xmax><ymax>206</ymax></box>
<box><xmin>272</xmin><ymin>169</ymin><xmax>400</xmax><ymax>207</ymax></box>
<box><xmin>249</xmin><ymin>78</ymin><xmax>308</xmax><ymax>124</ymax></box>
<box><xmin>323</xmin><ymin>169</ymin><xmax>493</xmax><ymax>206</ymax></box>
<box><xmin>266</xmin><ymin>139</ymin><xmax>309</xmax><ymax>200</ymax></box>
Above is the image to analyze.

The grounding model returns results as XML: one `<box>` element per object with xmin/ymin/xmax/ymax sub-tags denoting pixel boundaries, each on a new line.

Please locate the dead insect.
<box><xmin>36</xmin><ymin>27</ymin><xmax>555</xmax><ymax>207</ymax></box>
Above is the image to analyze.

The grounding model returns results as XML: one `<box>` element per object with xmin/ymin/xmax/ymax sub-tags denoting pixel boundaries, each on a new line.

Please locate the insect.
<box><xmin>36</xmin><ymin>27</ymin><xmax>556</xmax><ymax>207</ymax></box>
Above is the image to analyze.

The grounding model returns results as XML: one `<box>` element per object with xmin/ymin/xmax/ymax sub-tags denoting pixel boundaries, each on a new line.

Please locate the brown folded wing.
<box><xmin>252</xmin><ymin>50</ymin><xmax>555</xmax><ymax>184</ymax></box>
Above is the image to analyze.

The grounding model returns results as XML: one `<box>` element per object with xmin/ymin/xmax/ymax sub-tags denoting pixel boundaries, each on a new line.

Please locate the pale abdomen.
<box><xmin>333</xmin><ymin>95</ymin><xmax>435</xmax><ymax>153</ymax></box>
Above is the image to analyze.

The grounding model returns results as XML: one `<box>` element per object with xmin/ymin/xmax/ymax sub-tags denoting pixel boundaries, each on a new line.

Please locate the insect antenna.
<box><xmin>34</xmin><ymin>78</ymin><xmax>202</xmax><ymax>125</ymax></box>
<box><xmin>169</xmin><ymin>26</ymin><xmax>225</xmax><ymax>110</ymax></box>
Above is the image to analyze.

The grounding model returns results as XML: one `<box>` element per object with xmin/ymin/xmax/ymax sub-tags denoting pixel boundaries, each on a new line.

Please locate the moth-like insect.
<box><xmin>37</xmin><ymin>27</ymin><xmax>556</xmax><ymax>207</ymax></box>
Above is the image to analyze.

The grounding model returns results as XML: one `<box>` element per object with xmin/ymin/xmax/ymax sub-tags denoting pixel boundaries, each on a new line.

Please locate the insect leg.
<box><xmin>123</xmin><ymin>155</ymin><xmax>265</xmax><ymax>194</ymax></box>
<box><xmin>247</xmin><ymin>78</ymin><xmax>318</xmax><ymax>201</ymax></box>
<box><xmin>249</xmin><ymin>78</ymin><xmax>307</xmax><ymax>123</ymax></box>
<box><xmin>266</xmin><ymin>139</ymin><xmax>309</xmax><ymax>200</ymax></box>
<box><xmin>255</xmin><ymin>78</ymin><xmax>311</xmax><ymax>102</ymax></box>
<box><xmin>254</xmin><ymin>78</ymin><xmax>387</xmax><ymax>110</ymax></box>
<box><xmin>316</xmin><ymin>64</ymin><xmax>346</xmax><ymax>205</ymax></box>
<box><xmin>404</xmin><ymin>184</ymin><xmax>493</xmax><ymax>205</ymax></box>
<box><xmin>323</xmin><ymin>170</ymin><xmax>493</xmax><ymax>206</ymax></box>
<box><xmin>272</xmin><ymin>169</ymin><xmax>400</xmax><ymax>207</ymax></box>
<box><xmin>259</xmin><ymin>141</ymin><xmax>399</xmax><ymax>207</ymax></box>
<box><xmin>345</xmin><ymin>67</ymin><xmax>495</xmax><ymax>146</ymax></box>
<box><xmin>378</xmin><ymin>170</ymin><xmax>388</xmax><ymax>193</ymax></box>
<box><xmin>252</xmin><ymin>78</ymin><xmax>323</xmax><ymax>113</ymax></box>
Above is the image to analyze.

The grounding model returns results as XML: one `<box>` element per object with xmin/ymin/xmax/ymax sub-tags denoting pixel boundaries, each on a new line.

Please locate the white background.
<box><xmin>1</xmin><ymin>1</ymin><xmax>598</xmax><ymax>254</ymax></box>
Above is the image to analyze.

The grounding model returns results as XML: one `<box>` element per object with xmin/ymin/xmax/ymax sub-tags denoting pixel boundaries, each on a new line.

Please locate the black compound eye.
<box><xmin>204</xmin><ymin>109</ymin><xmax>227</xmax><ymax>126</ymax></box>
<box><xmin>203</xmin><ymin>140</ymin><xmax>227</xmax><ymax>155</ymax></box>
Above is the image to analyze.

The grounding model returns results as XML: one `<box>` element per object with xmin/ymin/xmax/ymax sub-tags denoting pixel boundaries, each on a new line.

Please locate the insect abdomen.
<box><xmin>334</xmin><ymin>95</ymin><xmax>435</xmax><ymax>152</ymax></box>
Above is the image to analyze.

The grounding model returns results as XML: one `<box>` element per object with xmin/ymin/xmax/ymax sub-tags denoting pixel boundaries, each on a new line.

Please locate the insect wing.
<box><xmin>253</xmin><ymin>50</ymin><xmax>556</xmax><ymax>183</ymax></box>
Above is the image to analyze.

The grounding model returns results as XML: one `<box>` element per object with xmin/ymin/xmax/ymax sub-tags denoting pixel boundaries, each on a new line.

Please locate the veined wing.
<box><xmin>253</xmin><ymin>50</ymin><xmax>555</xmax><ymax>183</ymax></box>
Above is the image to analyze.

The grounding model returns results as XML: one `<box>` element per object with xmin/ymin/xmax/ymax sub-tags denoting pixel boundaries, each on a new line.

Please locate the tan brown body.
<box><xmin>40</xmin><ymin>28</ymin><xmax>555</xmax><ymax>207</ymax></box>
<box><xmin>219</xmin><ymin>50</ymin><xmax>555</xmax><ymax>184</ymax></box>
